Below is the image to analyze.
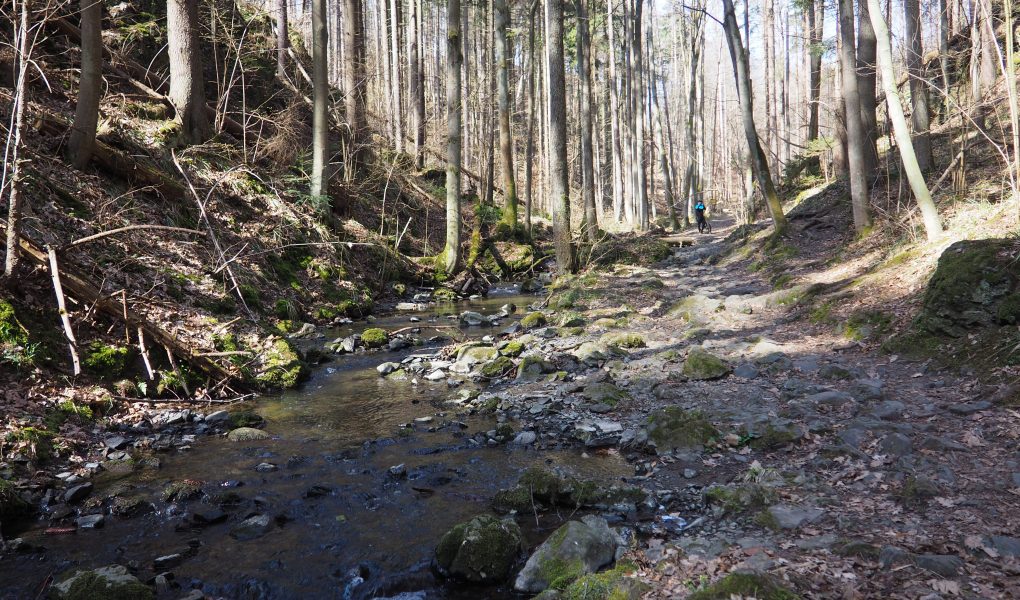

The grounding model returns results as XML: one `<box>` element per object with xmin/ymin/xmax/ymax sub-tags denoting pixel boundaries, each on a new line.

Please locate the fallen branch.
<box><xmin>64</xmin><ymin>225</ymin><xmax>205</xmax><ymax>249</ymax></box>
<box><xmin>46</xmin><ymin>246</ymin><xmax>81</xmax><ymax>375</ymax></box>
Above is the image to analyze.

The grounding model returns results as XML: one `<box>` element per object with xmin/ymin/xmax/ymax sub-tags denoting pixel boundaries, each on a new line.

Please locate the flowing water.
<box><xmin>0</xmin><ymin>290</ymin><xmax>631</xmax><ymax>599</ymax></box>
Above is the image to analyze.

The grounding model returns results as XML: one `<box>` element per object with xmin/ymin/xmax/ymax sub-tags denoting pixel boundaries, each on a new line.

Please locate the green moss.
<box><xmin>559</xmin><ymin>312</ymin><xmax>586</xmax><ymax>327</ymax></box>
<box><xmin>687</xmin><ymin>573</ymin><xmax>799</xmax><ymax>600</ymax></box>
<box><xmin>274</xmin><ymin>299</ymin><xmax>299</xmax><ymax>320</ymax></box>
<box><xmin>500</xmin><ymin>341</ymin><xmax>525</xmax><ymax>357</ymax></box>
<box><xmin>754</xmin><ymin>509</ymin><xmax>782</xmax><ymax>530</ymax></box>
<box><xmin>998</xmin><ymin>293</ymin><xmax>1020</xmax><ymax>324</ymax></box>
<box><xmin>238</xmin><ymin>284</ymin><xmax>261</xmax><ymax>310</ymax></box>
<box><xmin>809</xmin><ymin>301</ymin><xmax>835</xmax><ymax>325</ymax></box>
<box><xmin>82</xmin><ymin>342</ymin><xmax>131</xmax><ymax>379</ymax></box>
<box><xmin>360</xmin><ymin>328</ymin><xmax>389</xmax><ymax>349</ymax></box>
<box><xmin>52</xmin><ymin>569</ymin><xmax>154</xmax><ymax>600</ymax></box>
<box><xmin>520</xmin><ymin>311</ymin><xmax>548</xmax><ymax>330</ymax></box>
<box><xmin>772</xmin><ymin>273</ymin><xmax>794</xmax><ymax>290</ymax></box>
<box><xmin>494</xmin><ymin>423</ymin><xmax>515</xmax><ymax>441</ymax></box>
<box><xmin>562</xmin><ymin>562</ymin><xmax>648</xmax><ymax>600</ymax></box>
<box><xmin>683</xmin><ymin>348</ymin><xmax>731</xmax><ymax>380</ymax></box>
<box><xmin>434</xmin><ymin>515</ymin><xmax>523</xmax><ymax>582</ymax></box>
<box><xmin>433</xmin><ymin>287</ymin><xmax>458</xmax><ymax>303</ymax></box>
<box><xmin>544</xmin><ymin>557</ymin><xmax>587</xmax><ymax>591</ymax></box>
<box><xmin>550</xmin><ymin>289</ymin><xmax>582</xmax><ymax>310</ymax></box>
<box><xmin>749</xmin><ymin>424</ymin><xmax>797</xmax><ymax>450</ymax></box>
<box><xmin>0</xmin><ymin>299</ymin><xmax>29</xmax><ymax>347</ymax></box>
<box><xmin>255</xmin><ymin>338</ymin><xmax>308</xmax><ymax>389</ymax></box>
<box><xmin>836</xmin><ymin>541</ymin><xmax>881</xmax><ymax>559</ymax></box>
<box><xmin>703</xmin><ymin>483</ymin><xmax>777</xmax><ymax>514</ymax></box>
<box><xmin>843</xmin><ymin>310</ymin><xmax>891</xmax><ymax>341</ymax></box>
<box><xmin>45</xmin><ymin>400</ymin><xmax>94</xmax><ymax>430</ymax></box>
<box><xmin>0</xmin><ymin>479</ymin><xmax>30</xmax><ymax>519</ymax></box>
<box><xmin>600</xmin><ymin>332</ymin><xmax>646</xmax><ymax>349</ymax></box>
<box><xmin>162</xmin><ymin>479</ymin><xmax>202</xmax><ymax>502</ymax></box>
<box><xmin>228</xmin><ymin>409</ymin><xmax>264</xmax><ymax>429</ymax></box>
<box><xmin>646</xmin><ymin>407</ymin><xmax>719</xmax><ymax>450</ymax></box>
<box><xmin>898</xmin><ymin>476</ymin><xmax>939</xmax><ymax>507</ymax></box>
<box><xmin>480</xmin><ymin>356</ymin><xmax>516</xmax><ymax>378</ymax></box>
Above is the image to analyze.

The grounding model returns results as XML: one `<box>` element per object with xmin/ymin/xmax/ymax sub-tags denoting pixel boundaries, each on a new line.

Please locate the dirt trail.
<box><xmin>486</xmin><ymin>218</ymin><xmax>1020</xmax><ymax>598</ymax></box>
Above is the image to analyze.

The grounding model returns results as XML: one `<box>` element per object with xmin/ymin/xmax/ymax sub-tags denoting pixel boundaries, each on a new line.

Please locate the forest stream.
<box><xmin>0</xmin><ymin>290</ymin><xmax>633</xmax><ymax>600</ymax></box>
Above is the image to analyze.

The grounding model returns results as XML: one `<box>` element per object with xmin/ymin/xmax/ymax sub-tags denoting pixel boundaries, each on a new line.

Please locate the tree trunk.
<box><xmin>276</xmin><ymin>0</ymin><xmax>288</xmax><ymax>78</ymax></box>
<box><xmin>4</xmin><ymin>0</ymin><xmax>30</xmax><ymax>278</ymax></box>
<box><xmin>444</xmin><ymin>0</ymin><xmax>463</xmax><ymax>273</ymax></box>
<box><xmin>806</xmin><ymin>0</ymin><xmax>822</xmax><ymax>141</ymax></box>
<box><xmin>343</xmin><ymin>0</ymin><xmax>367</xmax><ymax>171</ymax></box>
<box><xmin>838</xmin><ymin>0</ymin><xmax>872</xmax><ymax>232</ymax></box>
<box><xmin>69</xmin><ymin>0</ymin><xmax>103</xmax><ymax>169</ymax></box>
<box><xmin>390</xmin><ymin>0</ymin><xmax>404</xmax><ymax>153</ymax></box>
<box><xmin>310</xmin><ymin>0</ymin><xmax>329</xmax><ymax>198</ymax></box>
<box><xmin>409</xmin><ymin>0</ymin><xmax>425</xmax><ymax>168</ymax></box>
<box><xmin>495</xmin><ymin>0</ymin><xmax>518</xmax><ymax>229</ymax></box>
<box><xmin>868</xmin><ymin>0</ymin><xmax>942</xmax><ymax>238</ymax></box>
<box><xmin>608</xmin><ymin>0</ymin><xmax>624</xmax><ymax>223</ymax></box>
<box><xmin>904</xmin><ymin>0</ymin><xmax>932</xmax><ymax>171</ymax></box>
<box><xmin>630</xmin><ymin>0</ymin><xmax>648</xmax><ymax>229</ymax></box>
<box><xmin>652</xmin><ymin>77</ymin><xmax>678</xmax><ymax>231</ymax></box>
<box><xmin>545</xmin><ymin>0</ymin><xmax>574</xmax><ymax>272</ymax></box>
<box><xmin>167</xmin><ymin>0</ymin><xmax>211</xmax><ymax>144</ymax></box>
<box><xmin>720</xmin><ymin>0</ymin><xmax>788</xmax><ymax>234</ymax></box>
<box><xmin>577</xmin><ymin>0</ymin><xmax>597</xmax><ymax>240</ymax></box>
<box><xmin>857</xmin><ymin>0</ymin><xmax>879</xmax><ymax>174</ymax></box>
<box><xmin>524</xmin><ymin>0</ymin><xmax>537</xmax><ymax>234</ymax></box>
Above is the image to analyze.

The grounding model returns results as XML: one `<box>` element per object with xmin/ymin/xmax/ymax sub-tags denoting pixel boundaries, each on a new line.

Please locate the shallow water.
<box><xmin>0</xmin><ymin>292</ymin><xmax>632</xmax><ymax>600</ymax></box>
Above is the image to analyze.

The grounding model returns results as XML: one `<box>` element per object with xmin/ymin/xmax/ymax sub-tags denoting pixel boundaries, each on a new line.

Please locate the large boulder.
<box><xmin>50</xmin><ymin>565</ymin><xmax>154</xmax><ymax>600</ymax></box>
<box><xmin>646</xmin><ymin>407</ymin><xmax>719</xmax><ymax>453</ymax></box>
<box><xmin>513</xmin><ymin>515</ymin><xmax>622</xmax><ymax>593</ymax></box>
<box><xmin>683</xmin><ymin>347</ymin><xmax>731</xmax><ymax>380</ymax></box>
<box><xmin>915</xmin><ymin>239</ymin><xmax>1020</xmax><ymax>336</ymax></box>
<box><xmin>435</xmin><ymin>515</ymin><xmax>524</xmax><ymax>583</ymax></box>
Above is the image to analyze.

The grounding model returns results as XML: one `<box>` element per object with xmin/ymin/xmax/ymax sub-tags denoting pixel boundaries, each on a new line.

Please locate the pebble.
<box><xmin>76</xmin><ymin>514</ymin><xmax>105</xmax><ymax>529</ymax></box>
<box><xmin>513</xmin><ymin>431</ymin><xmax>537</xmax><ymax>445</ymax></box>
<box><xmin>64</xmin><ymin>482</ymin><xmax>93</xmax><ymax>504</ymax></box>
<box><xmin>388</xmin><ymin>464</ymin><xmax>408</xmax><ymax>478</ymax></box>
<box><xmin>254</xmin><ymin>462</ymin><xmax>278</xmax><ymax>472</ymax></box>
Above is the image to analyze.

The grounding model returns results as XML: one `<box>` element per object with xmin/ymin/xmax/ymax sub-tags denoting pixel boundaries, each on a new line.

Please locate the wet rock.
<box><xmin>204</xmin><ymin>410</ymin><xmax>230</xmax><ymax>423</ymax></box>
<box><xmin>521</xmin><ymin>279</ymin><xmax>544</xmax><ymax>293</ymax></box>
<box><xmin>153</xmin><ymin>553</ymin><xmax>184</xmax><ymax>570</ymax></box>
<box><xmin>254</xmin><ymin>462</ymin><xmax>278</xmax><ymax>473</ymax></box>
<box><xmin>513</xmin><ymin>431</ymin><xmax>538</xmax><ymax>445</ymax></box>
<box><xmin>424</xmin><ymin>370</ymin><xmax>447</xmax><ymax>381</ymax></box>
<box><xmin>230</xmin><ymin>514</ymin><xmax>273</xmax><ymax>541</ymax></box>
<box><xmin>227</xmin><ymin>427</ymin><xmax>271</xmax><ymax>442</ymax></box>
<box><xmin>879</xmin><ymin>433</ymin><xmax>913</xmax><ymax>457</ymax></box>
<box><xmin>435</xmin><ymin>514</ymin><xmax>524</xmax><ymax>583</ymax></box>
<box><xmin>514</xmin><ymin>515</ymin><xmax>621</xmax><ymax>593</ymax></box>
<box><xmin>459</xmin><ymin>311</ymin><xmax>491</xmax><ymax>327</ymax></box>
<box><xmin>189</xmin><ymin>508</ymin><xmax>227</xmax><ymax>526</ymax></box>
<box><xmin>50</xmin><ymin>565</ymin><xmax>153</xmax><ymax>600</ymax></box>
<box><xmin>683</xmin><ymin>347</ymin><xmax>731</xmax><ymax>380</ymax></box>
<box><xmin>64</xmin><ymin>482</ymin><xmax>93</xmax><ymax>504</ymax></box>
<box><xmin>458</xmin><ymin>345</ymin><xmax>499</xmax><ymax>364</ymax></box>
<box><xmin>765</xmin><ymin>504</ymin><xmax>825</xmax><ymax>530</ymax></box>
<box><xmin>733</xmin><ymin>364</ymin><xmax>759</xmax><ymax>379</ymax></box>
<box><xmin>388</xmin><ymin>464</ymin><xmax>408</xmax><ymax>478</ymax></box>
<box><xmin>76</xmin><ymin>514</ymin><xmax>105</xmax><ymax>529</ymax></box>
<box><xmin>105</xmin><ymin>436</ymin><xmax>128</xmax><ymax>450</ymax></box>
<box><xmin>377</xmin><ymin>362</ymin><xmax>401</xmax><ymax>376</ymax></box>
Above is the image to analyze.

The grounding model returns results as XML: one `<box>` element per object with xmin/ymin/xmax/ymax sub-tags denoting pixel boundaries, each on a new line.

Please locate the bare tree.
<box><xmin>495</xmin><ymin>0</ymin><xmax>518</xmax><ymax>229</ymax></box>
<box><xmin>167</xmin><ymin>0</ymin><xmax>211</xmax><ymax>144</ymax></box>
<box><xmin>837</xmin><ymin>0</ymin><xmax>872</xmax><ymax>232</ymax></box>
<box><xmin>904</xmin><ymin>0</ymin><xmax>932</xmax><ymax>171</ymax></box>
<box><xmin>546</xmin><ymin>0</ymin><xmax>575</xmax><ymax>271</ymax></box>
<box><xmin>408</xmin><ymin>0</ymin><xmax>425</xmax><ymax>169</ymax></box>
<box><xmin>857</xmin><ymin>0</ymin><xmax>879</xmax><ymax>173</ymax></box>
<box><xmin>577</xmin><ymin>0</ymin><xmax>597</xmax><ymax>240</ymax></box>
<box><xmin>720</xmin><ymin>0</ymin><xmax>788</xmax><ymax>235</ymax></box>
<box><xmin>276</xmin><ymin>0</ymin><xmax>288</xmax><ymax>78</ymax></box>
<box><xmin>805</xmin><ymin>0</ymin><xmax>823</xmax><ymax>142</ymax></box>
<box><xmin>343</xmin><ymin>0</ymin><xmax>367</xmax><ymax>171</ymax></box>
<box><xmin>443</xmin><ymin>0</ymin><xmax>463</xmax><ymax>273</ymax></box>
<box><xmin>868</xmin><ymin>0</ymin><xmax>942</xmax><ymax>238</ymax></box>
<box><xmin>68</xmin><ymin>0</ymin><xmax>103</xmax><ymax>169</ymax></box>
<box><xmin>310</xmin><ymin>0</ymin><xmax>329</xmax><ymax>198</ymax></box>
<box><xmin>3</xmin><ymin>0</ymin><xmax>31</xmax><ymax>278</ymax></box>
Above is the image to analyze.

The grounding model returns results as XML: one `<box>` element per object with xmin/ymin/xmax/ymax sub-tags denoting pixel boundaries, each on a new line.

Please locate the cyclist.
<box><xmin>694</xmin><ymin>199</ymin><xmax>708</xmax><ymax>233</ymax></box>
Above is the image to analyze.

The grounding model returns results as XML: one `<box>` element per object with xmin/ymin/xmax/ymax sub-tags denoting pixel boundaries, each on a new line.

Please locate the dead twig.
<box><xmin>46</xmin><ymin>246</ymin><xmax>81</xmax><ymax>376</ymax></box>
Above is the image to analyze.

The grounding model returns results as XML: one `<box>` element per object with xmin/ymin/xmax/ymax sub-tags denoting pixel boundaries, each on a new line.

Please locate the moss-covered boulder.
<box><xmin>0</xmin><ymin>479</ymin><xmax>30</xmax><ymax>520</ymax></box>
<box><xmin>479</xmin><ymin>356</ymin><xmax>516</xmax><ymax>378</ymax></box>
<box><xmin>583</xmin><ymin>382</ymin><xmax>629</xmax><ymax>407</ymax></box>
<box><xmin>360</xmin><ymin>328</ymin><xmax>389</xmax><ymax>349</ymax></box>
<box><xmin>254</xmin><ymin>338</ymin><xmax>308</xmax><ymax>389</ymax></box>
<box><xmin>687</xmin><ymin>573</ymin><xmax>799</xmax><ymax>600</ymax></box>
<box><xmin>599</xmin><ymin>332</ymin><xmax>646</xmax><ymax>349</ymax></box>
<box><xmin>82</xmin><ymin>342</ymin><xmax>132</xmax><ymax>379</ymax></box>
<box><xmin>683</xmin><ymin>347</ymin><xmax>731</xmax><ymax>380</ymax></box>
<box><xmin>492</xmin><ymin>468</ymin><xmax>645</xmax><ymax>514</ymax></box>
<box><xmin>915</xmin><ymin>240</ymin><xmax>1020</xmax><ymax>336</ymax></box>
<box><xmin>227</xmin><ymin>427</ymin><xmax>271</xmax><ymax>442</ymax></box>
<box><xmin>435</xmin><ymin>514</ymin><xmax>524</xmax><ymax>583</ymax></box>
<box><xmin>500</xmin><ymin>340</ymin><xmax>525</xmax><ymax>357</ymax></box>
<box><xmin>513</xmin><ymin>516</ymin><xmax>620</xmax><ymax>593</ymax></box>
<box><xmin>517</xmin><ymin>355</ymin><xmax>556</xmax><ymax>380</ymax></box>
<box><xmin>50</xmin><ymin>565</ymin><xmax>154</xmax><ymax>600</ymax></box>
<box><xmin>520</xmin><ymin>311</ymin><xmax>548</xmax><ymax>331</ymax></box>
<box><xmin>558</xmin><ymin>312</ymin><xmax>586</xmax><ymax>328</ymax></box>
<box><xmin>560</xmin><ymin>562</ymin><xmax>649</xmax><ymax>600</ymax></box>
<box><xmin>646</xmin><ymin>407</ymin><xmax>718</xmax><ymax>452</ymax></box>
<box><xmin>458</xmin><ymin>344</ymin><xmax>499</xmax><ymax>364</ymax></box>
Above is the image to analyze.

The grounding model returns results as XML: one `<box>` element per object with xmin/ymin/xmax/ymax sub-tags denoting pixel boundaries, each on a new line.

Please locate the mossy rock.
<box><xmin>480</xmin><ymin>356</ymin><xmax>516</xmax><ymax>378</ymax></box>
<box><xmin>82</xmin><ymin>342</ymin><xmax>132</xmax><ymax>379</ymax></box>
<box><xmin>583</xmin><ymin>382</ymin><xmax>630</xmax><ymax>407</ymax></box>
<box><xmin>520</xmin><ymin>311</ymin><xmax>548</xmax><ymax>330</ymax></box>
<box><xmin>227</xmin><ymin>410</ymin><xmax>264</xmax><ymax>429</ymax></box>
<box><xmin>500</xmin><ymin>340</ymin><xmax>525</xmax><ymax>357</ymax></box>
<box><xmin>687</xmin><ymin>573</ymin><xmax>799</xmax><ymax>600</ymax></box>
<box><xmin>646</xmin><ymin>407</ymin><xmax>718</xmax><ymax>451</ymax></box>
<box><xmin>559</xmin><ymin>312</ymin><xmax>586</xmax><ymax>328</ymax></box>
<box><xmin>254</xmin><ymin>338</ymin><xmax>308</xmax><ymax>389</ymax></box>
<box><xmin>161</xmin><ymin>479</ymin><xmax>202</xmax><ymax>502</ymax></box>
<box><xmin>560</xmin><ymin>562</ymin><xmax>649</xmax><ymax>600</ymax></box>
<box><xmin>50</xmin><ymin>565</ymin><xmax>154</xmax><ymax>600</ymax></box>
<box><xmin>0</xmin><ymin>478</ymin><xmax>30</xmax><ymax>520</ymax></box>
<box><xmin>517</xmin><ymin>355</ymin><xmax>556</xmax><ymax>380</ymax></box>
<box><xmin>550</xmin><ymin>289</ymin><xmax>582</xmax><ymax>310</ymax></box>
<box><xmin>682</xmin><ymin>347</ymin><xmax>731</xmax><ymax>380</ymax></box>
<box><xmin>599</xmin><ymin>332</ymin><xmax>646</xmax><ymax>349</ymax></box>
<box><xmin>227</xmin><ymin>427</ymin><xmax>271</xmax><ymax>442</ymax></box>
<box><xmin>433</xmin><ymin>287</ymin><xmax>458</xmax><ymax>303</ymax></box>
<box><xmin>703</xmin><ymin>483</ymin><xmax>777</xmax><ymax>513</ymax></box>
<box><xmin>435</xmin><ymin>515</ymin><xmax>524</xmax><ymax>583</ymax></box>
<box><xmin>360</xmin><ymin>328</ymin><xmax>389</xmax><ymax>349</ymax></box>
<box><xmin>748</xmin><ymin>424</ymin><xmax>799</xmax><ymax>450</ymax></box>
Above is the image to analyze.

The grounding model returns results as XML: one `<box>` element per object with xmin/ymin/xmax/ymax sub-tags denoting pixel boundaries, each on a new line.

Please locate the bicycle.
<box><xmin>697</xmin><ymin>217</ymin><xmax>712</xmax><ymax>234</ymax></box>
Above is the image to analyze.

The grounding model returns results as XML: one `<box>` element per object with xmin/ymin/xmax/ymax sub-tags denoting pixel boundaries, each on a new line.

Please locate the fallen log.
<box><xmin>14</xmin><ymin>235</ymin><xmax>239</xmax><ymax>386</ymax></box>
